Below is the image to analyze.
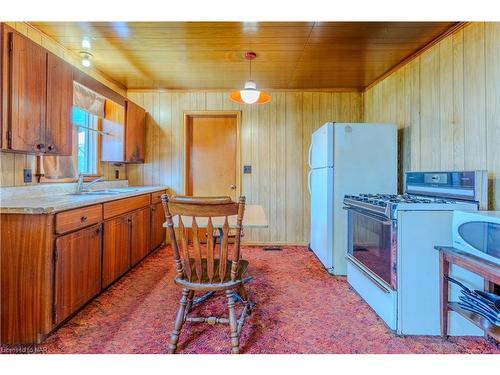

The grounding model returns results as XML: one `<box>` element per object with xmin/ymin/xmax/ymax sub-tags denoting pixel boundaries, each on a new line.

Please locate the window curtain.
<box><xmin>39</xmin><ymin>82</ymin><xmax>104</xmax><ymax>182</ymax></box>
<box><xmin>73</xmin><ymin>81</ymin><xmax>105</xmax><ymax>118</ymax></box>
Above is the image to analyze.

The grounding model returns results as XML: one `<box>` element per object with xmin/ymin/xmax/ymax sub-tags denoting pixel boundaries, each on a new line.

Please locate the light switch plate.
<box><xmin>243</xmin><ymin>165</ymin><xmax>252</xmax><ymax>174</ymax></box>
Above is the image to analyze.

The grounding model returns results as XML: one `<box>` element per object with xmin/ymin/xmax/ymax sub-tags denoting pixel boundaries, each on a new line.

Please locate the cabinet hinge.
<box><xmin>7</xmin><ymin>130</ymin><xmax>12</xmax><ymax>147</ymax></box>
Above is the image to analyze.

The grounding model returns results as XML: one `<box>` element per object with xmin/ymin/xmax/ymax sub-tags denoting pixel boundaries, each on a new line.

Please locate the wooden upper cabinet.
<box><xmin>101</xmin><ymin>99</ymin><xmax>145</xmax><ymax>163</ymax></box>
<box><xmin>54</xmin><ymin>224</ymin><xmax>102</xmax><ymax>325</ymax></box>
<box><xmin>2</xmin><ymin>25</ymin><xmax>73</xmax><ymax>155</ymax></box>
<box><xmin>45</xmin><ymin>53</ymin><xmax>73</xmax><ymax>156</ymax></box>
<box><xmin>1</xmin><ymin>24</ymin><xmax>5</xmax><ymax>149</ymax></box>
<box><xmin>8</xmin><ymin>30</ymin><xmax>47</xmax><ymax>153</ymax></box>
<box><xmin>124</xmin><ymin>100</ymin><xmax>146</xmax><ymax>163</ymax></box>
<box><xmin>101</xmin><ymin>100</ymin><xmax>125</xmax><ymax>162</ymax></box>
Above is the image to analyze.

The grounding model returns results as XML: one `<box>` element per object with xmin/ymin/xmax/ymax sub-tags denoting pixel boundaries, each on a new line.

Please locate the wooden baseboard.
<box><xmin>242</xmin><ymin>241</ymin><xmax>308</xmax><ymax>247</ymax></box>
<box><xmin>164</xmin><ymin>238</ymin><xmax>308</xmax><ymax>247</ymax></box>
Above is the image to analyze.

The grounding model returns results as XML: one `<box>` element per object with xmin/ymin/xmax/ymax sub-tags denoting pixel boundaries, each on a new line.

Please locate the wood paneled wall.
<box><xmin>0</xmin><ymin>152</ymin><xmax>126</xmax><ymax>187</ymax></box>
<box><xmin>364</xmin><ymin>22</ymin><xmax>500</xmax><ymax>209</ymax></box>
<box><xmin>126</xmin><ymin>90</ymin><xmax>362</xmax><ymax>244</ymax></box>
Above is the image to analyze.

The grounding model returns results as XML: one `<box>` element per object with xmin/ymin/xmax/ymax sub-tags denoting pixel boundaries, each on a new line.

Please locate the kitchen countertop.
<box><xmin>0</xmin><ymin>182</ymin><xmax>168</xmax><ymax>214</ymax></box>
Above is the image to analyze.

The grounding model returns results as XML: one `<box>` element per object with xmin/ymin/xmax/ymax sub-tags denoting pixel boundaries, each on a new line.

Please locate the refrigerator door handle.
<box><xmin>307</xmin><ymin>170</ymin><xmax>312</xmax><ymax>195</ymax></box>
<box><xmin>308</xmin><ymin>143</ymin><xmax>313</xmax><ymax>168</ymax></box>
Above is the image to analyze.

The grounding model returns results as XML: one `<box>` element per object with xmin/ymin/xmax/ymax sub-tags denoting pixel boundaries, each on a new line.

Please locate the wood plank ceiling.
<box><xmin>30</xmin><ymin>22</ymin><xmax>457</xmax><ymax>90</ymax></box>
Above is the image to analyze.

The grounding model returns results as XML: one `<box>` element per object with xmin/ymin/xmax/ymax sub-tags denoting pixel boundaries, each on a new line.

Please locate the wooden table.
<box><xmin>435</xmin><ymin>246</ymin><xmax>500</xmax><ymax>342</ymax></box>
<box><xmin>164</xmin><ymin>204</ymin><xmax>268</xmax><ymax>229</ymax></box>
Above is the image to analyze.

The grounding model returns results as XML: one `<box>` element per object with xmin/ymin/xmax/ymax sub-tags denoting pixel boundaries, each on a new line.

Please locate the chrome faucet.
<box><xmin>75</xmin><ymin>174</ymin><xmax>104</xmax><ymax>194</ymax></box>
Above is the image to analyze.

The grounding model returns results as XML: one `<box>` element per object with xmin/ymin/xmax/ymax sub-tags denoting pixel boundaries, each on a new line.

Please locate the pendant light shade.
<box><xmin>240</xmin><ymin>80</ymin><xmax>260</xmax><ymax>104</ymax></box>
<box><xmin>230</xmin><ymin>52</ymin><xmax>271</xmax><ymax>105</ymax></box>
<box><xmin>230</xmin><ymin>80</ymin><xmax>271</xmax><ymax>104</ymax></box>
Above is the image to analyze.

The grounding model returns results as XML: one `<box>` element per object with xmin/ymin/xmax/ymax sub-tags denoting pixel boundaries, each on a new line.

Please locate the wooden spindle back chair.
<box><xmin>161</xmin><ymin>194</ymin><xmax>252</xmax><ymax>354</ymax></box>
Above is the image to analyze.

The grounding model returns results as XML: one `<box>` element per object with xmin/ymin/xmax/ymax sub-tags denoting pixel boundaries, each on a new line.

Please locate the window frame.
<box><xmin>73</xmin><ymin>107</ymin><xmax>102</xmax><ymax>179</ymax></box>
<box><xmin>37</xmin><ymin>111</ymin><xmax>102</xmax><ymax>184</ymax></box>
<box><xmin>75</xmin><ymin>117</ymin><xmax>103</xmax><ymax>181</ymax></box>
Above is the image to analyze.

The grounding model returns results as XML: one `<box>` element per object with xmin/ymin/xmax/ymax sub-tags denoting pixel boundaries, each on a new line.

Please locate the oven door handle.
<box><xmin>346</xmin><ymin>256</ymin><xmax>393</xmax><ymax>294</ymax></box>
<box><xmin>345</xmin><ymin>206</ymin><xmax>393</xmax><ymax>225</ymax></box>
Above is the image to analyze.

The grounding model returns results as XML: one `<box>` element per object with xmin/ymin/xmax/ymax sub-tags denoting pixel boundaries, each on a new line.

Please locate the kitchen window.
<box><xmin>72</xmin><ymin>107</ymin><xmax>99</xmax><ymax>175</ymax></box>
<box><xmin>38</xmin><ymin>82</ymin><xmax>106</xmax><ymax>183</ymax></box>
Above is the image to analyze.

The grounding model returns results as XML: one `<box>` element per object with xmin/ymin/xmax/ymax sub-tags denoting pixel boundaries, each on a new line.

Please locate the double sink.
<box><xmin>68</xmin><ymin>187</ymin><xmax>140</xmax><ymax>196</ymax></box>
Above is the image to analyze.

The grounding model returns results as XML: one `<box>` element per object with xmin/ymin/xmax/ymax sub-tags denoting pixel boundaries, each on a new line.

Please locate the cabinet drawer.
<box><xmin>103</xmin><ymin>194</ymin><xmax>150</xmax><ymax>219</ymax></box>
<box><xmin>55</xmin><ymin>205</ymin><xmax>102</xmax><ymax>234</ymax></box>
<box><xmin>151</xmin><ymin>190</ymin><xmax>165</xmax><ymax>204</ymax></box>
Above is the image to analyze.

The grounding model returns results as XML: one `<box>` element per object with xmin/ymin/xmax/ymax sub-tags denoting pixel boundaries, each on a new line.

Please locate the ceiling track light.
<box><xmin>230</xmin><ymin>51</ymin><xmax>271</xmax><ymax>105</ymax></box>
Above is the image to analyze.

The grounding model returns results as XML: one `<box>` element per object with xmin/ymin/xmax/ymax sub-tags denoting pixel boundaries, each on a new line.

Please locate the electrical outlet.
<box><xmin>243</xmin><ymin>165</ymin><xmax>252</xmax><ymax>174</ymax></box>
<box><xmin>114</xmin><ymin>170</ymin><xmax>120</xmax><ymax>179</ymax></box>
<box><xmin>23</xmin><ymin>168</ymin><xmax>32</xmax><ymax>183</ymax></box>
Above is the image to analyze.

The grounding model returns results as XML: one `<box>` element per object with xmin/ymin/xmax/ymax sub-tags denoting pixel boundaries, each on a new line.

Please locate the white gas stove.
<box><xmin>344</xmin><ymin>171</ymin><xmax>489</xmax><ymax>335</ymax></box>
<box><xmin>344</xmin><ymin>193</ymin><xmax>479</xmax><ymax>219</ymax></box>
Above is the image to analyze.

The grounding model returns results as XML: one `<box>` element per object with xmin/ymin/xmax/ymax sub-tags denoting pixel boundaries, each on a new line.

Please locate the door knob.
<box><xmin>230</xmin><ymin>184</ymin><xmax>236</xmax><ymax>190</ymax></box>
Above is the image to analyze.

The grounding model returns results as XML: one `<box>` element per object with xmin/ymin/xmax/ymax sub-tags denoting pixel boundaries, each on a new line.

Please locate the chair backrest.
<box><xmin>161</xmin><ymin>195</ymin><xmax>246</xmax><ymax>284</ymax></box>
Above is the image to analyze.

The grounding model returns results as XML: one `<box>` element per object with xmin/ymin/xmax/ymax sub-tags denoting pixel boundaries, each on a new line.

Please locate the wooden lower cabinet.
<box><xmin>150</xmin><ymin>202</ymin><xmax>166</xmax><ymax>251</ymax></box>
<box><xmin>54</xmin><ymin>224</ymin><xmax>102</xmax><ymax>325</ymax></box>
<box><xmin>0</xmin><ymin>190</ymin><xmax>166</xmax><ymax>344</ymax></box>
<box><xmin>102</xmin><ymin>214</ymin><xmax>131</xmax><ymax>288</ymax></box>
<box><xmin>0</xmin><ymin>214</ymin><xmax>53</xmax><ymax>345</ymax></box>
<box><xmin>130</xmin><ymin>207</ymin><xmax>150</xmax><ymax>266</ymax></box>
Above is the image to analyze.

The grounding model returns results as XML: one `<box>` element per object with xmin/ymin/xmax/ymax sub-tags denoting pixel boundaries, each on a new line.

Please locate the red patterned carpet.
<box><xmin>29</xmin><ymin>246</ymin><xmax>500</xmax><ymax>353</ymax></box>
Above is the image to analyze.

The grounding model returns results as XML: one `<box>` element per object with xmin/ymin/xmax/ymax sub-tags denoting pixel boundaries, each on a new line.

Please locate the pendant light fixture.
<box><xmin>230</xmin><ymin>51</ymin><xmax>271</xmax><ymax>105</ymax></box>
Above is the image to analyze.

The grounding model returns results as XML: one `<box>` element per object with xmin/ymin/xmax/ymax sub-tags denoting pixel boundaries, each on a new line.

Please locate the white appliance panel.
<box><xmin>309</xmin><ymin>122</ymin><xmax>334</xmax><ymax>169</ymax></box>
<box><xmin>331</xmin><ymin>123</ymin><xmax>397</xmax><ymax>275</ymax></box>
<box><xmin>347</xmin><ymin>260</ymin><xmax>397</xmax><ymax>330</ymax></box>
<box><xmin>309</xmin><ymin>167</ymin><xmax>333</xmax><ymax>268</ymax></box>
<box><xmin>397</xmin><ymin>211</ymin><xmax>482</xmax><ymax>336</ymax></box>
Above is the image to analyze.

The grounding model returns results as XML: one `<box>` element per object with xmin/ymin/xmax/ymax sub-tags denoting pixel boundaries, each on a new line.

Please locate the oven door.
<box><xmin>347</xmin><ymin>208</ymin><xmax>397</xmax><ymax>290</ymax></box>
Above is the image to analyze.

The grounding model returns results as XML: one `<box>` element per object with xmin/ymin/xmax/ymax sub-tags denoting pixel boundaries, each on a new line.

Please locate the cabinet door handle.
<box><xmin>36</xmin><ymin>143</ymin><xmax>45</xmax><ymax>150</ymax></box>
<box><xmin>80</xmin><ymin>216</ymin><xmax>88</xmax><ymax>222</ymax></box>
<box><xmin>47</xmin><ymin>145</ymin><xmax>54</xmax><ymax>151</ymax></box>
<box><xmin>95</xmin><ymin>227</ymin><xmax>101</xmax><ymax>235</ymax></box>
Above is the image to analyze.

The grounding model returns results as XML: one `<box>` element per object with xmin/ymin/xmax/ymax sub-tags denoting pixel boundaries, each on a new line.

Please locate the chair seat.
<box><xmin>175</xmin><ymin>259</ymin><xmax>248</xmax><ymax>291</ymax></box>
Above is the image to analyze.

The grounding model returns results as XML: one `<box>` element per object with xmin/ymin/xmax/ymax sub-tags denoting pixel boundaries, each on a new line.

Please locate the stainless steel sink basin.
<box><xmin>106</xmin><ymin>188</ymin><xmax>141</xmax><ymax>193</ymax></box>
<box><xmin>68</xmin><ymin>188</ymin><xmax>140</xmax><ymax>196</ymax></box>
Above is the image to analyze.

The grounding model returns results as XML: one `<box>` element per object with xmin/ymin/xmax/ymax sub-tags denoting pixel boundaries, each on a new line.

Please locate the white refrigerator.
<box><xmin>308</xmin><ymin>122</ymin><xmax>397</xmax><ymax>275</ymax></box>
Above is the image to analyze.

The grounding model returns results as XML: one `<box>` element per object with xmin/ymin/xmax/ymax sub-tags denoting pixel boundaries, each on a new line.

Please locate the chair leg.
<box><xmin>169</xmin><ymin>289</ymin><xmax>190</xmax><ymax>354</ymax></box>
<box><xmin>184</xmin><ymin>290</ymin><xmax>195</xmax><ymax>320</ymax></box>
<box><xmin>226</xmin><ymin>290</ymin><xmax>240</xmax><ymax>354</ymax></box>
<box><xmin>237</xmin><ymin>283</ymin><xmax>253</xmax><ymax>314</ymax></box>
